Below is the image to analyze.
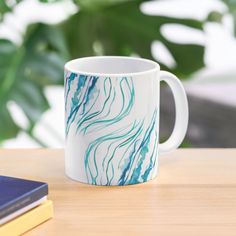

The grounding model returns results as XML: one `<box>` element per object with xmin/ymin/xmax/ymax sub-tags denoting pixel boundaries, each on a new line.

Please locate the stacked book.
<box><xmin>0</xmin><ymin>176</ymin><xmax>53</xmax><ymax>235</ymax></box>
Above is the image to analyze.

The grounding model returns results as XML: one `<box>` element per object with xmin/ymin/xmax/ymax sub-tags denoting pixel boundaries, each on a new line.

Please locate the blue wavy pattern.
<box><xmin>65</xmin><ymin>74</ymin><xmax>99</xmax><ymax>135</ymax></box>
<box><xmin>119</xmin><ymin>109</ymin><xmax>158</xmax><ymax>185</ymax></box>
<box><xmin>65</xmin><ymin>72</ymin><xmax>158</xmax><ymax>185</ymax></box>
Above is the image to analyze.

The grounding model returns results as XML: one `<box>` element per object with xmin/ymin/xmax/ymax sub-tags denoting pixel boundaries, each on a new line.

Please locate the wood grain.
<box><xmin>0</xmin><ymin>149</ymin><xmax>236</xmax><ymax>236</ymax></box>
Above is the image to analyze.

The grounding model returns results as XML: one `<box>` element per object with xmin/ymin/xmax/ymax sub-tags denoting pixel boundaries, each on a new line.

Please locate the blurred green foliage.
<box><xmin>0</xmin><ymin>25</ymin><xmax>67</xmax><ymax>143</ymax></box>
<box><xmin>0</xmin><ymin>0</ymin><xmax>207</xmax><ymax>145</ymax></box>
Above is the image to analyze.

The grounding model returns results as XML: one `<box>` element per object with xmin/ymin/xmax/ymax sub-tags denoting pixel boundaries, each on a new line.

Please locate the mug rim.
<box><xmin>64</xmin><ymin>56</ymin><xmax>160</xmax><ymax>77</ymax></box>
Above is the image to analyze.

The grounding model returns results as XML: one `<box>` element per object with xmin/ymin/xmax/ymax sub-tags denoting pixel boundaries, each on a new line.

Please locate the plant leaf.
<box><xmin>0</xmin><ymin>0</ymin><xmax>22</xmax><ymax>20</ymax></box>
<box><xmin>62</xmin><ymin>0</ymin><xmax>204</xmax><ymax>78</ymax></box>
<box><xmin>0</xmin><ymin>24</ymin><xmax>68</xmax><ymax>141</ymax></box>
<box><xmin>0</xmin><ymin>105</ymin><xmax>19</xmax><ymax>141</ymax></box>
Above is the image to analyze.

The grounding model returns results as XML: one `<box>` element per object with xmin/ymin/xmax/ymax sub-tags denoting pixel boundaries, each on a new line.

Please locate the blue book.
<box><xmin>0</xmin><ymin>176</ymin><xmax>48</xmax><ymax>220</ymax></box>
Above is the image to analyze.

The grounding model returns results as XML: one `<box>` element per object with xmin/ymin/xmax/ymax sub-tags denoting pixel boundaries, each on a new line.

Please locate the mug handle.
<box><xmin>159</xmin><ymin>71</ymin><xmax>189</xmax><ymax>154</ymax></box>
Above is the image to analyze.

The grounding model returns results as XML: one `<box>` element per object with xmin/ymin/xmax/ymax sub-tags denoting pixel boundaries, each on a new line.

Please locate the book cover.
<box><xmin>0</xmin><ymin>200</ymin><xmax>53</xmax><ymax>236</ymax></box>
<box><xmin>0</xmin><ymin>176</ymin><xmax>48</xmax><ymax>219</ymax></box>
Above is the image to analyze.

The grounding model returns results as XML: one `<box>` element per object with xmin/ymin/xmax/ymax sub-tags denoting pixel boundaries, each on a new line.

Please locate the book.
<box><xmin>0</xmin><ymin>200</ymin><xmax>53</xmax><ymax>236</ymax></box>
<box><xmin>0</xmin><ymin>175</ymin><xmax>48</xmax><ymax>220</ymax></box>
<box><xmin>0</xmin><ymin>196</ymin><xmax>47</xmax><ymax>225</ymax></box>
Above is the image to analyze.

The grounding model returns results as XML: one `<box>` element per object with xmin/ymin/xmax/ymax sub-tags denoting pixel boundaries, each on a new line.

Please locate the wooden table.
<box><xmin>0</xmin><ymin>149</ymin><xmax>236</xmax><ymax>236</ymax></box>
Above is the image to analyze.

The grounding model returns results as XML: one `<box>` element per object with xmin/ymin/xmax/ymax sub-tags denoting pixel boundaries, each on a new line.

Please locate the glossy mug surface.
<box><xmin>64</xmin><ymin>56</ymin><xmax>188</xmax><ymax>185</ymax></box>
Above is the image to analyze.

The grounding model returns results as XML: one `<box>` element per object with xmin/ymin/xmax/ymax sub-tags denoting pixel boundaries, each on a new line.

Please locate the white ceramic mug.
<box><xmin>64</xmin><ymin>56</ymin><xmax>188</xmax><ymax>185</ymax></box>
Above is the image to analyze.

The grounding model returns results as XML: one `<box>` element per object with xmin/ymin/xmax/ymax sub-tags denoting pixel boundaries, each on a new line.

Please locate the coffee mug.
<box><xmin>64</xmin><ymin>56</ymin><xmax>188</xmax><ymax>186</ymax></box>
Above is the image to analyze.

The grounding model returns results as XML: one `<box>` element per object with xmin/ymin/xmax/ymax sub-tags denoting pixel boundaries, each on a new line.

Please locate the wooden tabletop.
<box><xmin>0</xmin><ymin>149</ymin><xmax>236</xmax><ymax>236</ymax></box>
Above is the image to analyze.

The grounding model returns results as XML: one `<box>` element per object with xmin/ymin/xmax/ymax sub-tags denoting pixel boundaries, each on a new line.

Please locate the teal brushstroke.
<box><xmin>127</xmin><ymin>109</ymin><xmax>157</xmax><ymax>185</ymax></box>
<box><xmin>66</xmin><ymin>74</ymin><xmax>88</xmax><ymax>134</ymax></box>
<box><xmin>141</xmin><ymin>132</ymin><xmax>158</xmax><ymax>182</ymax></box>
<box><xmin>104</xmin><ymin>121</ymin><xmax>143</xmax><ymax>185</ymax></box>
<box><xmin>81</xmin><ymin>76</ymin><xmax>99</xmax><ymax>115</ymax></box>
<box><xmin>65</xmin><ymin>72</ymin><xmax>77</xmax><ymax>109</ymax></box>
<box><xmin>66</xmin><ymin>75</ymin><xmax>99</xmax><ymax>136</ymax></box>
<box><xmin>117</xmin><ymin>119</ymin><xmax>144</xmax><ymax>168</ymax></box>
<box><xmin>84</xmin><ymin>123</ymin><xmax>135</xmax><ymax>184</ymax></box>
<box><xmin>81</xmin><ymin>77</ymin><xmax>135</xmax><ymax>134</ymax></box>
<box><xmin>76</xmin><ymin>78</ymin><xmax>113</xmax><ymax>133</ymax></box>
<box><xmin>118</xmin><ymin>140</ymin><xmax>140</xmax><ymax>186</ymax></box>
<box><xmin>85</xmin><ymin>121</ymin><xmax>140</xmax><ymax>185</ymax></box>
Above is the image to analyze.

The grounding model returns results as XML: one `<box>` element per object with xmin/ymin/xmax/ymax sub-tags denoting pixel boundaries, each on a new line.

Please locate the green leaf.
<box><xmin>0</xmin><ymin>1</ymin><xmax>12</xmax><ymax>17</ymax></box>
<box><xmin>0</xmin><ymin>24</ymin><xmax>68</xmax><ymax>141</ymax></box>
<box><xmin>0</xmin><ymin>0</ymin><xmax>22</xmax><ymax>20</ymax></box>
<box><xmin>11</xmin><ymin>81</ymin><xmax>50</xmax><ymax>123</ymax></box>
<box><xmin>62</xmin><ymin>0</ymin><xmax>204</xmax><ymax>77</ymax></box>
<box><xmin>0</xmin><ymin>105</ymin><xmax>19</xmax><ymax>142</ymax></box>
<box><xmin>164</xmin><ymin>41</ymin><xmax>204</xmax><ymax>78</ymax></box>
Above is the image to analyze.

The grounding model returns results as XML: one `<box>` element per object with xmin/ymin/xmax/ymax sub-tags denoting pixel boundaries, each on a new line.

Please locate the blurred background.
<box><xmin>0</xmin><ymin>0</ymin><xmax>235</xmax><ymax>148</ymax></box>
